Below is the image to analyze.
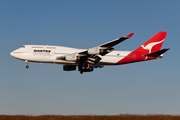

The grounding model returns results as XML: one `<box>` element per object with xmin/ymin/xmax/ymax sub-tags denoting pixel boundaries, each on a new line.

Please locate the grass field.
<box><xmin>0</xmin><ymin>114</ymin><xmax>180</xmax><ymax>120</ymax></box>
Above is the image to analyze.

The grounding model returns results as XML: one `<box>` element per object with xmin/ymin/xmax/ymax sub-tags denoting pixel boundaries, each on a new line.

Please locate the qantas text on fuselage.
<box><xmin>10</xmin><ymin>32</ymin><xmax>169</xmax><ymax>74</ymax></box>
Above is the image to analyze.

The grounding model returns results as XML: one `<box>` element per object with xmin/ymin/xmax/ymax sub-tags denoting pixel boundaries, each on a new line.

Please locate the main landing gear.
<box><xmin>25</xmin><ymin>60</ymin><xmax>29</xmax><ymax>68</ymax></box>
<box><xmin>78</xmin><ymin>64</ymin><xmax>93</xmax><ymax>74</ymax></box>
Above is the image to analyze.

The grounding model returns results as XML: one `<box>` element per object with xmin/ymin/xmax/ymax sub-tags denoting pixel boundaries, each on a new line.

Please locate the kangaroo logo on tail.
<box><xmin>141</xmin><ymin>39</ymin><xmax>164</xmax><ymax>59</ymax></box>
<box><xmin>141</xmin><ymin>39</ymin><xmax>165</xmax><ymax>53</ymax></box>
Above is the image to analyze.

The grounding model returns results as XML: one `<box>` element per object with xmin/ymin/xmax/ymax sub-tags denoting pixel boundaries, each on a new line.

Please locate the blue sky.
<box><xmin>0</xmin><ymin>0</ymin><xmax>180</xmax><ymax>115</ymax></box>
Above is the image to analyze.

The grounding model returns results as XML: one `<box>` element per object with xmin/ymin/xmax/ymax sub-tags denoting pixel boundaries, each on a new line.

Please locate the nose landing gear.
<box><xmin>25</xmin><ymin>60</ymin><xmax>29</xmax><ymax>68</ymax></box>
<box><xmin>26</xmin><ymin>65</ymin><xmax>29</xmax><ymax>68</ymax></box>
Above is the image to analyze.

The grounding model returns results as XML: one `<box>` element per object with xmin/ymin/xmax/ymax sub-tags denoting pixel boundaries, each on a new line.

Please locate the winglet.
<box><xmin>125</xmin><ymin>32</ymin><xmax>134</xmax><ymax>38</ymax></box>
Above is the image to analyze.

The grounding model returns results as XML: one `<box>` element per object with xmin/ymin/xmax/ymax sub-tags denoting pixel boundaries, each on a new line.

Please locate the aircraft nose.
<box><xmin>10</xmin><ymin>51</ymin><xmax>14</xmax><ymax>57</ymax></box>
<box><xmin>10</xmin><ymin>50</ymin><xmax>17</xmax><ymax>58</ymax></box>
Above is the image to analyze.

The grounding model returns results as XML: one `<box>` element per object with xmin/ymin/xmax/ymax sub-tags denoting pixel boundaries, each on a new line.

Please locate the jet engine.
<box><xmin>63</xmin><ymin>65</ymin><xmax>76</xmax><ymax>71</ymax></box>
<box><xmin>87</xmin><ymin>46</ymin><xmax>114</xmax><ymax>56</ymax></box>
<box><xmin>88</xmin><ymin>46</ymin><xmax>102</xmax><ymax>55</ymax></box>
<box><xmin>65</xmin><ymin>54</ymin><xmax>79</xmax><ymax>61</ymax></box>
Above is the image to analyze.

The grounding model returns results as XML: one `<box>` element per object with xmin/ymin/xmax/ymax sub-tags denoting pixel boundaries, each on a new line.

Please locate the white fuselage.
<box><xmin>10</xmin><ymin>45</ymin><xmax>131</xmax><ymax>66</ymax></box>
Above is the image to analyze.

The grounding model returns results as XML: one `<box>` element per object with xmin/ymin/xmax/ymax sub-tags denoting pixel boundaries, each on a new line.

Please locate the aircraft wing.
<box><xmin>78</xmin><ymin>32</ymin><xmax>134</xmax><ymax>56</ymax></box>
<box><xmin>99</xmin><ymin>32</ymin><xmax>134</xmax><ymax>48</ymax></box>
<box><xmin>57</xmin><ymin>32</ymin><xmax>134</xmax><ymax>64</ymax></box>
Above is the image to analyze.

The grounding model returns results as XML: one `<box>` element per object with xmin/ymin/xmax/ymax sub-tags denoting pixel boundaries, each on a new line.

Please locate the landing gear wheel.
<box><xmin>80</xmin><ymin>71</ymin><xmax>83</xmax><ymax>74</ymax></box>
<box><xmin>25</xmin><ymin>60</ymin><xmax>29</xmax><ymax>69</ymax></box>
<box><xmin>26</xmin><ymin>65</ymin><xmax>29</xmax><ymax>68</ymax></box>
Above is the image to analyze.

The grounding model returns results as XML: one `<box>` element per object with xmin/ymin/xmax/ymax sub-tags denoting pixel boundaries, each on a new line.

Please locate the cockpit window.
<box><xmin>21</xmin><ymin>46</ymin><xmax>25</xmax><ymax>48</ymax></box>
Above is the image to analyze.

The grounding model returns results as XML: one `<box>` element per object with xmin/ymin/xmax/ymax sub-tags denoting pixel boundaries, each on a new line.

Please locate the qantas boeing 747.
<box><xmin>10</xmin><ymin>32</ymin><xmax>169</xmax><ymax>74</ymax></box>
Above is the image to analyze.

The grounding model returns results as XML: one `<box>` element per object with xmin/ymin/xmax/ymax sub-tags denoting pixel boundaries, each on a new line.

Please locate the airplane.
<box><xmin>10</xmin><ymin>31</ymin><xmax>169</xmax><ymax>74</ymax></box>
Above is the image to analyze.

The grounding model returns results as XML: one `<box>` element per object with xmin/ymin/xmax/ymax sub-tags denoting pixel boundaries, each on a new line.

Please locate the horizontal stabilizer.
<box><xmin>143</xmin><ymin>48</ymin><xmax>170</xmax><ymax>57</ymax></box>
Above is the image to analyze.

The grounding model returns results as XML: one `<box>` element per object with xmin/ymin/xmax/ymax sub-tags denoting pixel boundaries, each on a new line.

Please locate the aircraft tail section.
<box><xmin>117</xmin><ymin>32</ymin><xmax>168</xmax><ymax>65</ymax></box>
<box><xmin>134</xmin><ymin>31</ymin><xmax>167</xmax><ymax>53</ymax></box>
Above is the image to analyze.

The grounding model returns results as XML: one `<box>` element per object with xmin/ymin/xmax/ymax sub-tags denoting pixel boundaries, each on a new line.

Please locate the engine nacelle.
<box><xmin>87</xmin><ymin>47</ymin><xmax>114</xmax><ymax>56</ymax></box>
<box><xmin>88</xmin><ymin>46</ymin><xmax>102</xmax><ymax>55</ymax></box>
<box><xmin>65</xmin><ymin>54</ymin><xmax>78</xmax><ymax>61</ymax></box>
<box><xmin>63</xmin><ymin>65</ymin><xmax>76</xmax><ymax>71</ymax></box>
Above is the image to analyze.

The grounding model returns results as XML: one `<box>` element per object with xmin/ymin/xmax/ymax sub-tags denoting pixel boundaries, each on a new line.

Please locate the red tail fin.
<box><xmin>134</xmin><ymin>31</ymin><xmax>167</xmax><ymax>53</ymax></box>
<box><xmin>117</xmin><ymin>32</ymin><xmax>168</xmax><ymax>64</ymax></box>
